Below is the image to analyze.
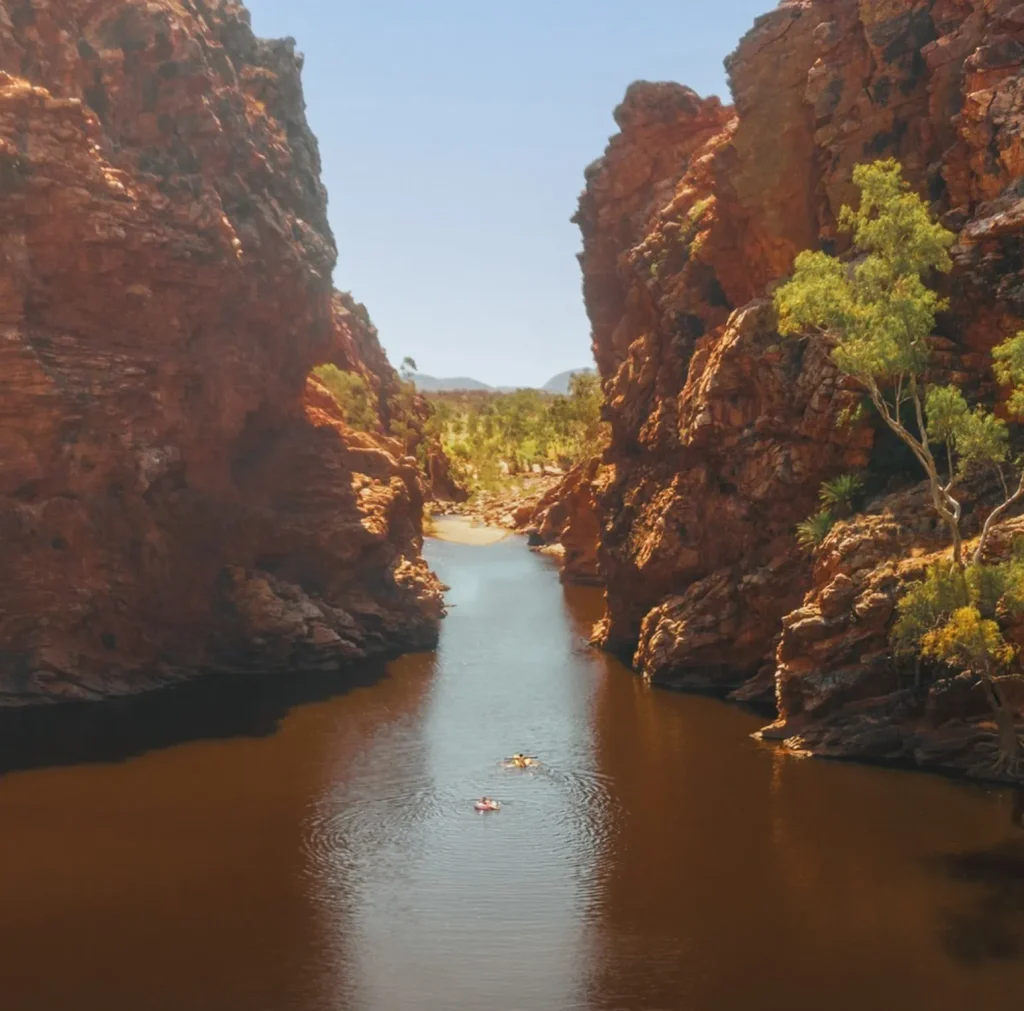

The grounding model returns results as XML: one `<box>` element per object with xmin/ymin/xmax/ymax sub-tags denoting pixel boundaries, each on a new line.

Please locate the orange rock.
<box><xmin>576</xmin><ymin>0</ymin><xmax>1024</xmax><ymax>773</ymax></box>
<box><xmin>0</xmin><ymin>1</ymin><xmax>442</xmax><ymax>702</ymax></box>
<box><xmin>524</xmin><ymin>458</ymin><xmax>610</xmax><ymax>586</ymax></box>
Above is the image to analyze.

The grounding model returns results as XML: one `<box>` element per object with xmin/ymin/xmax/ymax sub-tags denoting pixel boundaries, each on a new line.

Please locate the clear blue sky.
<box><xmin>245</xmin><ymin>1</ymin><xmax>768</xmax><ymax>387</ymax></box>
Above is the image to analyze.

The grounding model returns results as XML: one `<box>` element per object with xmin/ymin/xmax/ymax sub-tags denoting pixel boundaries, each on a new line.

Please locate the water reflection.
<box><xmin>580</xmin><ymin>603</ymin><xmax>1024</xmax><ymax>1011</ymax></box>
<box><xmin>301</xmin><ymin>541</ymin><xmax>613</xmax><ymax>1011</ymax></box>
<box><xmin>940</xmin><ymin>840</ymin><xmax>1024</xmax><ymax>963</ymax></box>
<box><xmin>0</xmin><ymin>537</ymin><xmax>1022</xmax><ymax>1010</ymax></box>
<box><xmin>0</xmin><ymin>662</ymin><xmax>391</xmax><ymax>776</ymax></box>
<box><xmin>0</xmin><ymin>653</ymin><xmax>437</xmax><ymax>1011</ymax></box>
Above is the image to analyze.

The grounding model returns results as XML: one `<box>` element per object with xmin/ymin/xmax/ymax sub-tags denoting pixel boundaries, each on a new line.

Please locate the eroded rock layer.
<box><xmin>577</xmin><ymin>1</ymin><xmax>1024</xmax><ymax>772</ymax></box>
<box><xmin>0</xmin><ymin>0</ymin><xmax>442</xmax><ymax>703</ymax></box>
<box><xmin>525</xmin><ymin>458</ymin><xmax>609</xmax><ymax>586</ymax></box>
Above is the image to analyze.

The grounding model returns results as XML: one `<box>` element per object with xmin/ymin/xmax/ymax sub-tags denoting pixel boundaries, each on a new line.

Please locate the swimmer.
<box><xmin>504</xmin><ymin>753</ymin><xmax>539</xmax><ymax>769</ymax></box>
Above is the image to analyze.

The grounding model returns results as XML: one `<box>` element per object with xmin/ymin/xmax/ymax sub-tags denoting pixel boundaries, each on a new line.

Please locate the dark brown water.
<box><xmin>1</xmin><ymin>536</ymin><xmax>1023</xmax><ymax>1010</ymax></box>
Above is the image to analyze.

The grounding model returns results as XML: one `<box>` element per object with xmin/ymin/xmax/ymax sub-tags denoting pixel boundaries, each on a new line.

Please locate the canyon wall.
<box><xmin>0</xmin><ymin>0</ymin><xmax>442</xmax><ymax>703</ymax></box>
<box><xmin>577</xmin><ymin>0</ymin><xmax>1024</xmax><ymax>774</ymax></box>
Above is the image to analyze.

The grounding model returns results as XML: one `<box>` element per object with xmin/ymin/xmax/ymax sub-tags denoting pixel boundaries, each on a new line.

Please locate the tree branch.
<box><xmin>974</xmin><ymin>470</ymin><xmax>1024</xmax><ymax>565</ymax></box>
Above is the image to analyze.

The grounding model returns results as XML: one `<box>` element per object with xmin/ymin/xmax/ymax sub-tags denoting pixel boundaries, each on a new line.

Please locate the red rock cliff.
<box><xmin>577</xmin><ymin>1</ymin><xmax>1024</xmax><ymax>771</ymax></box>
<box><xmin>0</xmin><ymin>0</ymin><xmax>442</xmax><ymax>703</ymax></box>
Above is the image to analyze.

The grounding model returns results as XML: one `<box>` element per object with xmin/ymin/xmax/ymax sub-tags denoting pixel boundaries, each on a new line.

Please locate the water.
<box><xmin>0</xmin><ymin>536</ymin><xmax>1023</xmax><ymax>1010</ymax></box>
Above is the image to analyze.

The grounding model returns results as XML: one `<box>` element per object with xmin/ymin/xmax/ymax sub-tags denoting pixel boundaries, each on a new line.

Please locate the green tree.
<box><xmin>388</xmin><ymin>378</ymin><xmax>421</xmax><ymax>456</ymax></box>
<box><xmin>776</xmin><ymin>160</ymin><xmax>1024</xmax><ymax>569</ymax></box>
<box><xmin>312</xmin><ymin>365</ymin><xmax>377</xmax><ymax>432</ymax></box>
<box><xmin>776</xmin><ymin>160</ymin><xmax>1024</xmax><ymax>775</ymax></box>
<box><xmin>775</xmin><ymin>159</ymin><xmax>963</xmax><ymax>560</ymax></box>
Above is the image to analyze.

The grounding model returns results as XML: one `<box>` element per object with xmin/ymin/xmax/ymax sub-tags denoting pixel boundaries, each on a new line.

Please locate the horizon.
<box><xmin>244</xmin><ymin>1</ymin><xmax>769</xmax><ymax>387</ymax></box>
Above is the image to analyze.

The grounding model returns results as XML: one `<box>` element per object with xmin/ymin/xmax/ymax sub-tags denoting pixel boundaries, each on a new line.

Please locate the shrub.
<box><xmin>312</xmin><ymin>364</ymin><xmax>378</xmax><ymax>432</ymax></box>
<box><xmin>892</xmin><ymin>554</ymin><xmax>1024</xmax><ymax>774</ymax></box>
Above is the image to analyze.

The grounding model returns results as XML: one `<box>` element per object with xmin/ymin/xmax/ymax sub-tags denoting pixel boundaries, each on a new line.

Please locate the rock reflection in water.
<box><xmin>0</xmin><ymin>537</ymin><xmax>1022</xmax><ymax>1010</ymax></box>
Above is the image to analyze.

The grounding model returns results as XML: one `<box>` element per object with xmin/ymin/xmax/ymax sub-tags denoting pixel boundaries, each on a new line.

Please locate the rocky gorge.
<box><xmin>0</xmin><ymin>0</ymin><xmax>443</xmax><ymax>703</ymax></box>
<box><xmin>572</xmin><ymin>0</ymin><xmax>1024</xmax><ymax>779</ymax></box>
<box><xmin>4</xmin><ymin>0</ymin><xmax>1024</xmax><ymax>785</ymax></box>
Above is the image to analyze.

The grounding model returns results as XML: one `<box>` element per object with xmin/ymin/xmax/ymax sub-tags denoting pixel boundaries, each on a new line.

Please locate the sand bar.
<box><xmin>429</xmin><ymin>515</ymin><xmax>511</xmax><ymax>546</ymax></box>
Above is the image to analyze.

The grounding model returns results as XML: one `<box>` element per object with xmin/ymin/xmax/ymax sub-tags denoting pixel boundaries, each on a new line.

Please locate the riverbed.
<box><xmin>0</xmin><ymin>535</ymin><xmax>1022</xmax><ymax>1010</ymax></box>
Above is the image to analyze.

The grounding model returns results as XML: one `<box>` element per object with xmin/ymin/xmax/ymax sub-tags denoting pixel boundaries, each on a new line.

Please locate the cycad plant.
<box><xmin>796</xmin><ymin>510</ymin><xmax>836</xmax><ymax>554</ymax></box>
<box><xmin>819</xmin><ymin>473</ymin><xmax>864</xmax><ymax>518</ymax></box>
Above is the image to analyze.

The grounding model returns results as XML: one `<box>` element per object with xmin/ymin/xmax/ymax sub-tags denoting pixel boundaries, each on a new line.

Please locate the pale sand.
<box><xmin>428</xmin><ymin>515</ymin><xmax>511</xmax><ymax>546</ymax></box>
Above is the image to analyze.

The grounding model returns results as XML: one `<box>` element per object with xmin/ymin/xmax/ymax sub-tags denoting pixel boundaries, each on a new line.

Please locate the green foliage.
<box><xmin>776</xmin><ymin>160</ymin><xmax>954</xmax><ymax>386</ymax></box>
<box><xmin>773</xmin><ymin>160</ymin><xmax>1024</xmax><ymax>570</ymax></box>
<box><xmin>819</xmin><ymin>474</ymin><xmax>864</xmax><ymax>516</ymax></box>
<box><xmin>921</xmin><ymin>606</ymin><xmax>1015</xmax><ymax>674</ymax></box>
<box><xmin>900</xmin><ymin>557</ymin><xmax>1024</xmax><ymax>770</ymax></box>
<box><xmin>312</xmin><ymin>364</ymin><xmax>378</xmax><ymax>432</ymax></box>
<box><xmin>969</xmin><ymin>547</ymin><xmax>1024</xmax><ymax>619</ymax></box>
<box><xmin>427</xmin><ymin>372</ymin><xmax>606</xmax><ymax>492</ymax></box>
<box><xmin>648</xmin><ymin>198</ymin><xmax>715</xmax><ymax>280</ymax></box>
<box><xmin>892</xmin><ymin>562</ymin><xmax>970</xmax><ymax>656</ymax></box>
<box><xmin>795</xmin><ymin>475</ymin><xmax>863</xmax><ymax>552</ymax></box>
<box><xmin>838</xmin><ymin>160</ymin><xmax>955</xmax><ymax>278</ymax></box>
<box><xmin>892</xmin><ymin>552</ymin><xmax>1024</xmax><ymax>667</ymax></box>
<box><xmin>835</xmin><ymin>397</ymin><xmax>867</xmax><ymax>430</ymax></box>
<box><xmin>388</xmin><ymin>377</ymin><xmax>422</xmax><ymax>453</ymax></box>
<box><xmin>682</xmin><ymin>197</ymin><xmax>712</xmax><ymax>252</ymax></box>
<box><xmin>993</xmin><ymin>333</ymin><xmax>1024</xmax><ymax>418</ymax></box>
<box><xmin>925</xmin><ymin>385</ymin><xmax>1009</xmax><ymax>475</ymax></box>
<box><xmin>795</xmin><ymin>510</ymin><xmax>835</xmax><ymax>553</ymax></box>
<box><xmin>923</xmin><ymin>385</ymin><xmax>969</xmax><ymax>446</ymax></box>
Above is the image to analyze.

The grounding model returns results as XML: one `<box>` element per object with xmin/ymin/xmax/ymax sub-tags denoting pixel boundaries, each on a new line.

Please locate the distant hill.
<box><xmin>410</xmin><ymin>374</ymin><xmax>494</xmax><ymax>393</ymax></box>
<box><xmin>541</xmin><ymin>368</ymin><xmax>597</xmax><ymax>394</ymax></box>
<box><xmin>409</xmin><ymin>368</ymin><xmax>596</xmax><ymax>394</ymax></box>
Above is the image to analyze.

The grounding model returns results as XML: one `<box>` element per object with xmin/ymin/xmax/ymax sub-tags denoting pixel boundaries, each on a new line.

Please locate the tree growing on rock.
<box><xmin>775</xmin><ymin>159</ymin><xmax>1024</xmax><ymax>776</ymax></box>
<box><xmin>892</xmin><ymin>553</ymin><xmax>1024</xmax><ymax>776</ymax></box>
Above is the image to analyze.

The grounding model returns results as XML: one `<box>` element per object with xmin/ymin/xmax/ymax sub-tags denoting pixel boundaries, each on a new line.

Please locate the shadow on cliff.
<box><xmin>937</xmin><ymin>834</ymin><xmax>1024</xmax><ymax>963</ymax></box>
<box><xmin>0</xmin><ymin>661</ymin><xmax>400</xmax><ymax>776</ymax></box>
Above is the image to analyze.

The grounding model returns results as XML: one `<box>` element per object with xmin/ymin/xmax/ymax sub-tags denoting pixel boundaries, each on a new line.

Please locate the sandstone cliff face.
<box><xmin>0</xmin><ymin>0</ymin><xmax>442</xmax><ymax>703</ymax></box>
<box><xmin>578</xmin><ymin>0</ymin><xmax>1024</xmax><ymax>770</ymax></box>
<box><xmin>526</xmin><ymin>458</ymin><xmax>609</xmax><ymax>586</ymax></box>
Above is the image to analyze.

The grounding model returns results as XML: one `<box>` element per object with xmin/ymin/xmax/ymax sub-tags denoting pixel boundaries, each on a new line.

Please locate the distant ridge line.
<box><xmin>410</xmin><ymin>367</ymin><xmax>595</xmax><ymax>394</ymax></box>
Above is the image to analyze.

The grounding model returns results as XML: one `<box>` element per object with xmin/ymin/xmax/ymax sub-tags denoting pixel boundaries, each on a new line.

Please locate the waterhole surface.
<box><xmin>0</xmin><ymin>536</ymin><xmax>1022</xmax><ymax>1010</ymax></box>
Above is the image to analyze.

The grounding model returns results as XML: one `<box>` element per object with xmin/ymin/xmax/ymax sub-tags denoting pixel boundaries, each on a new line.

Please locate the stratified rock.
<box><xmin>525</xmin><ymin>458</ymin><xmax>609</xmax><ymax>586</ymax></box>
<box><xmin>762</xmin><ymin>503</ymin><xmax>1024</xmax><ymax>779</ymax></box>
<box><xmin>576</xmin><ymin>0</ymin><xmax>1024</xmax><ymax>772</ymax></box>
<box><xmin>0</xmin><ymin>1</ymin><xmax>442</xmax><ymax>704</ymax></box>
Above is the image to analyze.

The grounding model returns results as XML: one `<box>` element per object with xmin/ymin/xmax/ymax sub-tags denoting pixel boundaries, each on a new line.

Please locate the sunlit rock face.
<box><xmin>0</xmin><ymin>0</ymin><xmax>442</xmax><ymax>703</ymax></box>
<box><xmin>577</xmin><ymin>0</ymin><xmax>1024</xmax><ymax>767</ymax></box>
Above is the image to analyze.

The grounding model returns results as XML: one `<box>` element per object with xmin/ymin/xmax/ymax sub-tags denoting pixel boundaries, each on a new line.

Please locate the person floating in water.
<box><xmin>474</xmin><ymin>796</ymin><xmax>500</xmax><ymax>812</ymax></box>
<box><xmin>504</xmin><ymin>753</ymin><xmax>538</xmax><ymax>769</ymax></box>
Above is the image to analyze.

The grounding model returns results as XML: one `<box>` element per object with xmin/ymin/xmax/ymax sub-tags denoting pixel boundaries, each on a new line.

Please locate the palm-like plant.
<box><xmin>796</xmin><ymin>510</ymin><xmax>836</xmax><ymax>554</ymax></box>
<box><xmin>819</xmin><ymin>474</ymin><xmax>864</xmax><ymax>518</ymax></box>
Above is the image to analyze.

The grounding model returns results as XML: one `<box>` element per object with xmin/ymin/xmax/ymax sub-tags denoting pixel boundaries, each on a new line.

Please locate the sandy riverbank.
<box><xmin>428</xmin><ymin>515</ymin><xmax>512</xmax><ymax>546</ymax></box>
